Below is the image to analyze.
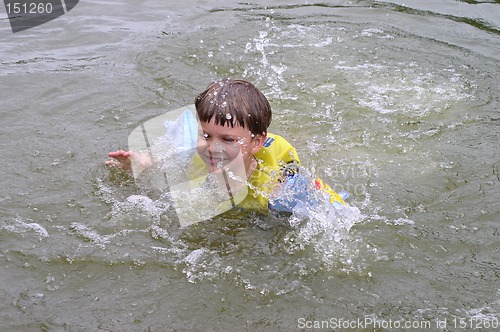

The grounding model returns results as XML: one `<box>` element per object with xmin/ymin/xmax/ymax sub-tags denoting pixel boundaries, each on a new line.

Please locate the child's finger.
<box><xmin>108</xmin><ymin>150</ymin><xmax>125</xmax><ymax>158</ymax></box>
<box><xmin>105</xmin><ymin>160</ymin><xmax>120</xmax><ymax>167</ymax></box>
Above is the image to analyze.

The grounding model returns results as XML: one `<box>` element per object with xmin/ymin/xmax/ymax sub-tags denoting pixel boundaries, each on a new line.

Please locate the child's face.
<box><xmin>197</xmin><ymin>118</ymin><xmax>264</xmax><ymax>174</ymax></box>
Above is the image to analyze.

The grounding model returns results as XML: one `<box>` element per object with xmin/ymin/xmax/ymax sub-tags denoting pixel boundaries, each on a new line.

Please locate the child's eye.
<box><xmin>223</xmin><ymin>138</ymin><xmax>235</xmax><ymax>142</ymax></box>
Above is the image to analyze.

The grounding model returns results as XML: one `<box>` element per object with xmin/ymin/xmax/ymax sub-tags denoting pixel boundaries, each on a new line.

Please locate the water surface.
<box><xmin>1</xmin><ymin>0</ymin><xmax>499</xmax><ymax>330</ymax></box>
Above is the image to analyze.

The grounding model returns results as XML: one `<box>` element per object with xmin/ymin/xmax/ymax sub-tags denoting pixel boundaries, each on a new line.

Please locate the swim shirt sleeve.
<box><xmin>255</xmin><ymin>133</ymin><xmax>346</xmax><ymax>208</ymax></box>
<box><xmin>256</xmin><ymin>134</ymin><xmax>301</xmax><ymax>177</ymax></box>
<box><xmin>242</xmin><ymin>134</ymin><xmax>299</xmax><ymax>207</ymax></box>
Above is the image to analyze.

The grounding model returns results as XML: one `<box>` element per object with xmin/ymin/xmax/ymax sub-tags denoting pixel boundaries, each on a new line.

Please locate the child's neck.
<box><xmin>246</xmin><ymin>156</ymin><xmax>258</xmax><ymax>179</ymax></box>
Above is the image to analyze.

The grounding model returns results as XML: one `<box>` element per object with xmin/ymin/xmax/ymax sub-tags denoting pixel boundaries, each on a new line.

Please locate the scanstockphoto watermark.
<box><xmin>297</xmin><ymin>317</ymin><xmax>432</xmax><ymax>330</ymax></box>
<box><xmin>297</xmin><ymin>316</ymin><xmax>499</xmax><ymax>330</ymax></box>
<box><xmin>3</xmin><ymin>0</ymin><xmax>79</xmax><ymax>33</ymax></box>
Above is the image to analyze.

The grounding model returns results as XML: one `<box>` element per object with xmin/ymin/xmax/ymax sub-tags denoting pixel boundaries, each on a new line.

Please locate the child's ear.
<box><xmin>250</xmin><ymin>132</ymin><xmax>267</xmax><ymax>154</ymax></box>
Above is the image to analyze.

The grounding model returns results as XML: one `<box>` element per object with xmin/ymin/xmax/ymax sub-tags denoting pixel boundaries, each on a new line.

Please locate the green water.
<box><xmin>1</xmin><ymin>0</ymin><xmax>499</xmax><ymax>330</ymax></box>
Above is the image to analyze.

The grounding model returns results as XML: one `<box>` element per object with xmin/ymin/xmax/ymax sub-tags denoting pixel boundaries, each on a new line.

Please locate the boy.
<box><xmin>107</xmin><ymin>78</ymin><xmax>345</xmax><ymax>213</ymax></box>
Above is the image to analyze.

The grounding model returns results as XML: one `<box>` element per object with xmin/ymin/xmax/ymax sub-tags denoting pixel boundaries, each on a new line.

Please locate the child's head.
<box><xmin>195</xmin><ymin>79</ymin><xmax>271</xmax><ymax>174</ymax></box>
<box><xmin>195</xmin><ymin>78</ymin><xmax>272</xmax><ymax>136</ymax></box>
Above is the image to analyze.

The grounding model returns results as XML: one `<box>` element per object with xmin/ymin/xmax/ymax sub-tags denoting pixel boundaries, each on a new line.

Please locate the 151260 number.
<box><xmin>5</xmin><ymin>2</ymin><xmax>53</xmax><ymax>14</ymax></box>
<box><xmin>452</xmin><ymin>317</ymin><xmax>499</xmax><ymax>329</ymax></box>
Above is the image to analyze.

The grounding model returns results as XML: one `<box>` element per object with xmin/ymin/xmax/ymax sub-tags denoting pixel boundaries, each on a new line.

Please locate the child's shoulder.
<box><xmin>256</xmin><ymin>133</ymin><xmax>301</xmax><ymax>165</ymax></box>
<box><xmin>262</xmin><ymin>133</ymin><xmax>292</xmax><ymax>149</ymax></box>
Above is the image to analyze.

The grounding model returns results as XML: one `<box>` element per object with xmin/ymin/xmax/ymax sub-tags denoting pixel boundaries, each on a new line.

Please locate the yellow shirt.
<box><xmin>242</xmin><ymin>133</ymin><xmax>346</xmax><ymax>210</ymax></box>
<box><xmin>188</xmin><ymin>133</ymin><xmax>345</xmax><ymax>212</ymax></box>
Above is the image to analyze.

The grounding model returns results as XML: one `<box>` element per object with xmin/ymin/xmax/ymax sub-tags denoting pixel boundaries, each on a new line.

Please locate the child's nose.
<box><xmin>206</xmin><ymin>140</ymin><xmax>225</xmax><ymax>154</ymax></box>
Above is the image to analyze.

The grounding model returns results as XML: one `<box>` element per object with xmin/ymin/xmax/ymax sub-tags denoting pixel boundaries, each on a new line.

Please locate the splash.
<box><xmin>106</xmin><ymin>194</ymin><xmax>169</xmax><ymax>225</ymax></box>
<box><xmin>2</xmin><ymin>216</ymin><xmax>49</xmax><ymax>240</ymax></box>
<box><xmin>180</xmin><ymin>248</ymin><xmax>224</xmax><ymax>283</ymax></box>
<box><xmin>243</xmin><ymin>24</ymin><xmax>295</xmax><ymax>100</ymax></box>
<box><xmin>281</xmin><ymin>185</ymin><xmax>364</xmax><ymax>271</ymax></box>
<box><xmin>69</xmin><ymin>222</ymin><xmax>112</xmax><ymax>249</ymax></box>
<box><xmin>335</xmin><ymin>62</ymin><xmax>473</xmax><ymax>116</ymax></box>
<box><xmin>95</xmin><ymin>158</ymin><xmax>366</xmax><ymax>293</ymax></box>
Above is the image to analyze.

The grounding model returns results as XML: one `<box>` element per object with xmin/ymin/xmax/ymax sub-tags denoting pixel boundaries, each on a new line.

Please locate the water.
<box><xmin>1</xmin><ymin>0</ymin><xmax>499</xmax><ymax>330</ymax></box>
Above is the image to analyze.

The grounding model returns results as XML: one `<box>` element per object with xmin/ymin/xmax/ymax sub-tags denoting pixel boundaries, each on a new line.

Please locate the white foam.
<box><xmin>69</xmin><ymin>222</ymin><xmax>112</xmax><ymax>249</ymax></box>
<box><xmin>107</xmin><ymin>194</ymin><xmax>169</xmax><ymax>224</ymax></box>
<box><xmin>181</xmin><ymin>248</ymin><xmax>222</xmax><ymax>283</ymax></box>
<box><xmin>3</xmin><ymin>216</ymin><xmax>49</xmax><ymax>239</ymax></box>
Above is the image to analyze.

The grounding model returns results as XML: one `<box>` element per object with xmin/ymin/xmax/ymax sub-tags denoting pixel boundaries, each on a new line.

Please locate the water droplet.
<box><xmin>225</xmin><ymin>113</ymin><xmax>232</xmax><ymax>120</ymax></box>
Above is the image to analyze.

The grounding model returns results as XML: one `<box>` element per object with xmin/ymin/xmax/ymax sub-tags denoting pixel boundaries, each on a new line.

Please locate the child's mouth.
<box><xmin>208</xmin><ymin>155</ymin><xmax>226</xmax><ymax>169</ymax></box>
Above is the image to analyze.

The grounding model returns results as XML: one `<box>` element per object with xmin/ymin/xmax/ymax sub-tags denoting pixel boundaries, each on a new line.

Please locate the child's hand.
<box><xmin>106</xmin><ymin>150</ymin><xmax>152</xmax><ymax>173</ymax></box>
<box><xmin>105</xmin><ymin>150</ymin><xmax>133</xmax><ymax>172</ymax></box>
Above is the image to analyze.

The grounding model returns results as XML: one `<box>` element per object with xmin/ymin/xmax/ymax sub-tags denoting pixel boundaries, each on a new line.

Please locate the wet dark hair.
<box><xmin>195</xmin><ymin>78</ymin><xmax>272</xmax><ymax>135</ymax></box>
